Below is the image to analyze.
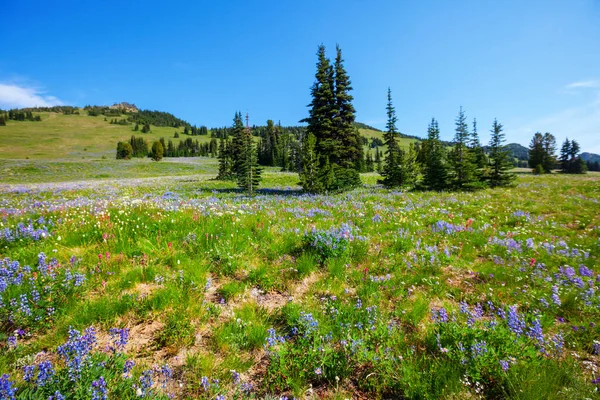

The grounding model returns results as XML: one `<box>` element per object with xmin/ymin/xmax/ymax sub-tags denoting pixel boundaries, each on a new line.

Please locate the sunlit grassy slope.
<box><xmin>0</xmin><ymin>111</ymin><xmax>213</xmax><ymax>159</ymax></box>
<box><xmin>0</xmin><ymin>111</ymin><xmax>418</xmax><ymax>160</ymax></box>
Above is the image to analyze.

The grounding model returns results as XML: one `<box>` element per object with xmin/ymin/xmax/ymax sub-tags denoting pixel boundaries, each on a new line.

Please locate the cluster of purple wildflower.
<box><xmin>0</xmin><ymin>219</ymin><xmax>52</xmax><ymax>243</ymax></box>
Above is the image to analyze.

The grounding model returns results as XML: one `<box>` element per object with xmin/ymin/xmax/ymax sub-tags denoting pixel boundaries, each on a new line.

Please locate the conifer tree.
<box><xmin>488</xmin><ymin>119</ymin><xmax>515</xmax><ymax>187</ymax></box>
<box><xmin>449</xmin><ymin>107</ymin><xmax>478</xmax><ymax>189</ymax></box>
<box><xmin>217</xmin><ymin>137</ymin><xmax>233</xmax><ymax>180</ymax></box>
<box><xmin>334</xmin><ymin>45</ymin><xmax>362</xmax><ymax>187</ymax></box>
<box><xmin>375</xmin><ymin>148</ymin><xmax>383</xmax><ymax>173</ymax></box>
<box><xmin>299</xmin><ymin>133</ymin><xmax>321</xmax><ymax>193</ymax></box>
<box><xmin>529</xmin><ymin>132</ymin><xmax>545</xmax><ymax>173</ymax></box>
<box><xmin>559</xmin><ymin>138</ymin><xmax>571</xmax><ymax>173</ymax></box>
<box><xmin>365</xmin><ymin>151</ymin><xmax>374</xmax><ymax>172</ymax></box>
<box><xmin>542</xmin><ymin>132</ymin><xmax>557</xmax><ymax>173</ymax></box>
<box><xmin>470</xmin><ymin>118</ymin><xmax>487</xmax><ymax>169</ymax></box>
<box><xmin>422</xmin><ymin>118</ymin><xmax>449</xmax><ymax>190</ymax></box>
<box><xmin>151</xmin><ymin>141</ymin><xmax>164</xmax><ymax>161</ymax></box>
<box><xmin>300</xmin><ymin>44</ymin><xmax>361</xmax><ymax>193</ymax></box>
<box><xmin>236</xmin><ymin>116</ymin><xmax>262</xmax><ymax>195</ymax></box>
<box><xmin>380</xmin><ymin>88</ymin><xmax>402</xmax><ymax>187</ymax></box>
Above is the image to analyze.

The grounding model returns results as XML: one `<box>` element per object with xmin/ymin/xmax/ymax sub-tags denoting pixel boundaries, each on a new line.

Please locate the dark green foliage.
<box><xmin>449</xmin><ymin>107</ymin><xmax>479</xmax><ymax>189</ymax></box>
<box><xmin>0</xmin><ymin>116</ymin><xmax>5</xmax><ymax>126</ymax></box>
<box><xmin>7</xmin><ymin>110</ymin><xmax>42</xmax><ymax>121</ymax></box>
<box><xmin>470</xmin><ymin>118</ymin><xmax>487</xmax><ymax>169</ymax></box>
<box><xmin>488</xmin><ymin>119</ymin><xmax>515</xmax><ymax>187</ymax></box>
<box><xmin>236</xmin><ymin>119</ymin><xmax>262</xmax><ymax>195</ymax></box>
<box><xmin>585</xmin><ymin>160</ymin><xmax>600</xmax><ymax>171</ymax></box>
<box><xmin>129</xmin><ymin>135</ymin><xmax>148</xmax><ymax>158</ymax></box>
<box><xmin>116</xmin><ymin>141</ymin><xmax>133</xmax><ymax>160</ymax></box>
<box><xmin>380</xmin><ymin>88</ymin><xmax>417</xmax><ymax>188</ymax></box>
<box><xmin>299</xmin><ymin>133</ymin><xmax>322</xmax><ymax>193</ymax></box>
<box><xmin>127</xmin><ymin>109</ymin><xmax>190</xmax><ymax>128</ymax></box>
<box><xmin>299</xmin><ymin>44</ymin><xmax>361</xmax><ymax>193</ymax></box>
<box><xmin>217</xmin><ymin>137</ymin><xmax>234</xmax><ymax>180</ymax></box>
<box><xmin>151</xmin><ymin>141</ymin><xmax>164</xmax><ymax>161</ymax></box>
<box><xmin>559</xmin><ymin>139</ymin><xmax>587</xmax><ymax>174</ymax></box>
<box><xmin>421</xmin><ymin>118</ymin><xmax>449</xmax><ymax>190</ymax></box>
<box><xmin>141</xmin><ymin>123</ymin><xmax>151</xmax><ymax>133</ymax></box>
<box><xmin>529</xmin><ymin>132</ymin><xmax>557</xmax><ymax>173</ymax></box>
<box><xmin>134</xmin><ymin>123</ymin><xmax>139</xmax><ymax>131</ymax></box>
<box><xmin>174</xmin><ymin>131</ymin><xmax>179</xmax><ymax>138</ymax></box>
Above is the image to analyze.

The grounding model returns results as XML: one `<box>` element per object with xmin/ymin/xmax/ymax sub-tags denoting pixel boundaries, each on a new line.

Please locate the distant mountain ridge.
<box><xmin>580</xmin><ymin>152</ymin><xmax>600</xmax><ymax>163</ymax></box>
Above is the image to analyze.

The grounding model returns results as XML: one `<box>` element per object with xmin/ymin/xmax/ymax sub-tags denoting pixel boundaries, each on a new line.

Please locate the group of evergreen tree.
<box><xmin>4</xmin><ymin>110</ymin><xmax>42</xmax><ymax>121</ymax></box>
<box><xmin>128</xmin><ymin>109</ymin><xmax>189</xmax><ymax>128</ymax></box>
<box><xmin>586</xmin><ymin>160</ymin><xmax>600</xmax><ymax>172</ymax></box>
<box><xmin>161</xmin><ymin>137</ymin><xmax>218</xmax><ymax>158</ymax></box>
<box><xmin>109</xmin><ymin>118</ymin><xmax>130</xmax><ymax>125</ymax></box>
<box><xmin>215</xmin><ymin>112</ymin><xmax>262</xmax><ymax>194</ymax></box>
<box><xmin>298</xmin><ymin>45</ymin><xmax>364</xmax><ymax>193</ymax></box>
<box><xmin>559</xmin><ymin>139</ymin><xmax>587</xmax><ymax>174</ymax></box>
<box><xmin>257</xmin><ymin>120</ymin><xmax>302</xmax><ymax>171</ymax></box>
<box><xmin>127</xmin><ymin>136</ymin><xmax>149</xmax><ymax>158</ymax></box>
<box><xmin>528</xmin><ymin>132</ymin><xmax>557</xmax><ymax>174</ymax></box>
<box><xmin>378</xmin><ymin>93</ymin><xmax>514</xmax><ymax>190</ymax></box>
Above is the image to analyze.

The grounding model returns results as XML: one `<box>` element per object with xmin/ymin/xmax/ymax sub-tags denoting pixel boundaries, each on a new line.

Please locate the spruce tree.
<box><xmin>488</xmin><ymin>119</ymin><xmax>515</xmax><ymax>187</ymax></box>
<box><xmin>375</xmin><ymin>148</ymin><xmax>383</xmax><ymax>173</ymax></box>
<box><xmin>528</xmin><ymin>132</ymin><xmax>545</xmax><ymax>173</ymax></box>
<box><xmin>470</xmin><ymin>118</ymin><xmax>487</xmax><ymax>169</ymax></box>
<box><xmin>236</xmin><ymin>118</ymin><xmax>262</xmax><ymax>195</ymax></box>
<box><xmin>216</xmin><ymin>138</ymin><xmax>233</xmax><ymax>180</ymax></box>
<box><xmin>300</xmin><ymin>44</ymin><xmax>361</xmax><ymax>193</ymax></box>
<box><xmin>299</xmin><ymin>133</ymin><xmax>321</xmax><ymax>193</ymax></box>
<box><xmin>151</xmin><ymin>141</ymin><xmax>164</xmax><ymax>161</ymax></box>
<box><xmin>449</xmin><ymin>107</ymin><xmax>478</xmax><ymax>189</ymax></box>
<box><xmin>380</xmin><ymin>88</ymin><xmax>402</xmax><ymax>187</ymax></box>
<box><xmin>333</xmin><ymin>45</ymin><xmax>362</xmax><ymax>188</ymax></box>
<box><xmin>542</xmin><ymin>133</ymin><xmax>557</xmax><ymax>173</ymax></box>
<box><xmin>422</xmin><ymin>118</ymin><xmax>449</xmax><ymax>190</ymax></box>
<box><xmin>559</xmin><ymin>138</ymin><xmax>571</xmax><ymax>173</ymax></box>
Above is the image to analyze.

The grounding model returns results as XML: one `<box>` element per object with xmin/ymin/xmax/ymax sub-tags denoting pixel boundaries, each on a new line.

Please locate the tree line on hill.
<box><xmin>116</xmin><ymin>135</ymin><xmax>219</xmax><ymax>160</ymax></box>
<box><xmin>528</xmin><ymin>133</ymin><xmax>588</xmax><ymax>174</ymax></box>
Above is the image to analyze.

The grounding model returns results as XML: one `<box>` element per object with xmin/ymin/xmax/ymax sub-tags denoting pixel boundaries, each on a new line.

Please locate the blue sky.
<box><xmin>1</xmin><ymin>0</ymin><xmax>599</xmax><ymax>152</ymax></box>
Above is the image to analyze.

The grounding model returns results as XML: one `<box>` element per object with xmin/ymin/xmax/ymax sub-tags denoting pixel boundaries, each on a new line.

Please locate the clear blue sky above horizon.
<box><xmin>1</xmin><ymin>0</ymin><xmax>599</xmax><ymax>152</ymax></box>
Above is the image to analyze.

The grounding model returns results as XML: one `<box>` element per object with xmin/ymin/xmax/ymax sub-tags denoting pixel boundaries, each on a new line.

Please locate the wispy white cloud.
<box><xmin>565</xmin><ymin>80</ymin><xmax>600</xmax><ymax>89</ymax></box>
<box><xmin>0</xmin><ymin>83</ymin><xmax>64</xmax><ymax>108</ymax></box>
<box><xmin>513</xmin><ymin>83</ymin><xmax>600</xmax><ymax>154</ymax></box>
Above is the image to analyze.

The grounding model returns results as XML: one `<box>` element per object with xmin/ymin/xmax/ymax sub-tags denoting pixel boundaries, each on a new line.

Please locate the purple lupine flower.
<box><xmin>160</xmin><ymin>364</ymin><xmax>172</xmax><ymax>389</ymax></box>
<box><xmin>506</xmin><ymin>306</ymin><xmax>525</xmax><ymax>336</ymax></box>
<box><xmin>0</xmin><ymin>374</ymin><xmax>16</xmax><ymax>400</ymax></box>
<box><xmin>139</xmin><ymin>369</ymin><xmax>153</xmax><ymax>397</ymax></box>
<box><xmin>37</xmin><ymin>361</ymin><xmax>54</xmax><ymax>386</ymax></box>
<box><xmin>109</xmin><ymin>327</ymin><xmax>129</xmax><ymax>352</ymax></box>
<box><xmin>499</xmin><ymin>359</ymin><xmax>510</xmax><ymax>371</ymax></box>
<box><xmin>551</xmin><ymin>285</ymin><xmax>561</xmax><ymax>306</ymax></box>
<box><xmin>23</xmin><ymin>365</ymin><xmax>35</xmax><ymax>382</ymax></box>
<box><xmin>527</xmin><ymin>319</ymin><xmax>545</xmax><ymax>350</ymax></box>
<box><xmin>91</xmin><ymin>377</ymin><xmax>107</xmax><ymax>400</ymax></box>
<box><xmin>123</xmin><ymin>359</ymin><xmax>135</xmax><ymax>377</ymax></box>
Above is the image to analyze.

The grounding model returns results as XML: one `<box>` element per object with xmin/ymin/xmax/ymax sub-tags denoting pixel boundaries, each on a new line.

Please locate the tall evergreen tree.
<box><xmin>299</xmin><ymin>44</ymin><xmax>361</xmax><ymax>193</ymax></box>
<box><xmin>559</xmin><ymin>138</ymin><xmax>572</xmax><ymax>173</ymax></box>
<box><xmin>470</xmin><ymin>118</ymin><xmax>487</xmax><ymax>169</ymax></box>
<box><xmin>216</xmin><ymin>138</ymin><xmax>233</xmax><ymax>180</ymax></box>
<box><xmin>449</xmin><ymin>107</ymin><xmax>478</xmax><ymax>189</ymax></box>
<box><xmin>380</xmin><ymin>88</ymin><xmax>402</xmax><ymax>187</ymax></box>
<box><xmin>236</xmin><ymin>115</ymin><xmax>262</xmax><ymax>195</ymax></box>
<box><xmin>488</xmin><ymin>119</ymin><xmax>515</xmax><ymax>187</ymax></box>
<box><xmin>299</xmin><ymin>133</ymin><xmax>321</xmax><ymax>193</ymax></box>
<box><xmin>542</xmin><ymin>132</ymin><xmax>557</xmax><ymax>173</ymax></box>
<box><xmin>334</xmin><ymin>45</ymin><xmax>363</xmax><ymax>186</ymax></box>
<box><xmin>528</xmin><ymin>132</ymin><xmax>545</xmax><ymax>173</ymax></box>
<box><xmin>422</xmin><ymin>118</ymin><xmax>449</xmax><ymax>190</ymax></box>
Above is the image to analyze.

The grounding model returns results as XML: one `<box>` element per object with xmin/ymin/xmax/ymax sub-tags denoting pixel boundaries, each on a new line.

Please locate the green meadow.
<box><xmin>0</xmin><ymin>154</ymin><xmax>599</xmax><ymax>398</ymax></box>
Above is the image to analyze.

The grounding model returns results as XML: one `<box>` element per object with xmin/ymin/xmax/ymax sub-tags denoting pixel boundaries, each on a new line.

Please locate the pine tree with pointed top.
<box><xmin>422</xmin><ymin>118</ymin><xmax>449</xmax><ymax>190</ymax></box>
<box><xmin>470</xmin><ymin>118</ymin><xmax>487</xmax><ymax>169</ymax></box>
<box><xmin>380</xmin><ymin>87</ymin><xmax>402</xmax><ymax>187</ymax></box>
<box><xmin>299</xmin><ymin>133</ymin><xmax>321</xmax><ymax>193</ymax></box>
<box><xmin>449</xmin><ymin>107</ymin><xmax>478</xmax><ymax>189</ymax></box>
<box><xmin>236</xmin><ymin>120</ymin><xmax>262</xmax><ymax>195</ymax></box>
<box><xmin>488</xmin><ymin>119</ymin><xmax>515</xmax><ymax>187</ymax></box>
<box><xmin>333</xmin><ymin>44</ymin><xmax>362</xmax><ymax>188</ymax></box>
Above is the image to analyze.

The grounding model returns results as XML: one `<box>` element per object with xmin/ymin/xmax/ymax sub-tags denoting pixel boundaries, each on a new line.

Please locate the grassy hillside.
<box><xmin>0</xmin><ymin>111</ymin><xmax>213</xmax><ymax>160</ymax></box>
<box><xmin>0</xmin><ymin>110</ymin><xmax>418</xmax><ymax>160</ymax></box>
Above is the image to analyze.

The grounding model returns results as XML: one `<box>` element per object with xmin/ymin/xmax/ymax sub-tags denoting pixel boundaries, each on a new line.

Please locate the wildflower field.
<box><xmin>0</xmin><ymin>167</ymin><xmax>599</xmax><ymax>399</ymax></box>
